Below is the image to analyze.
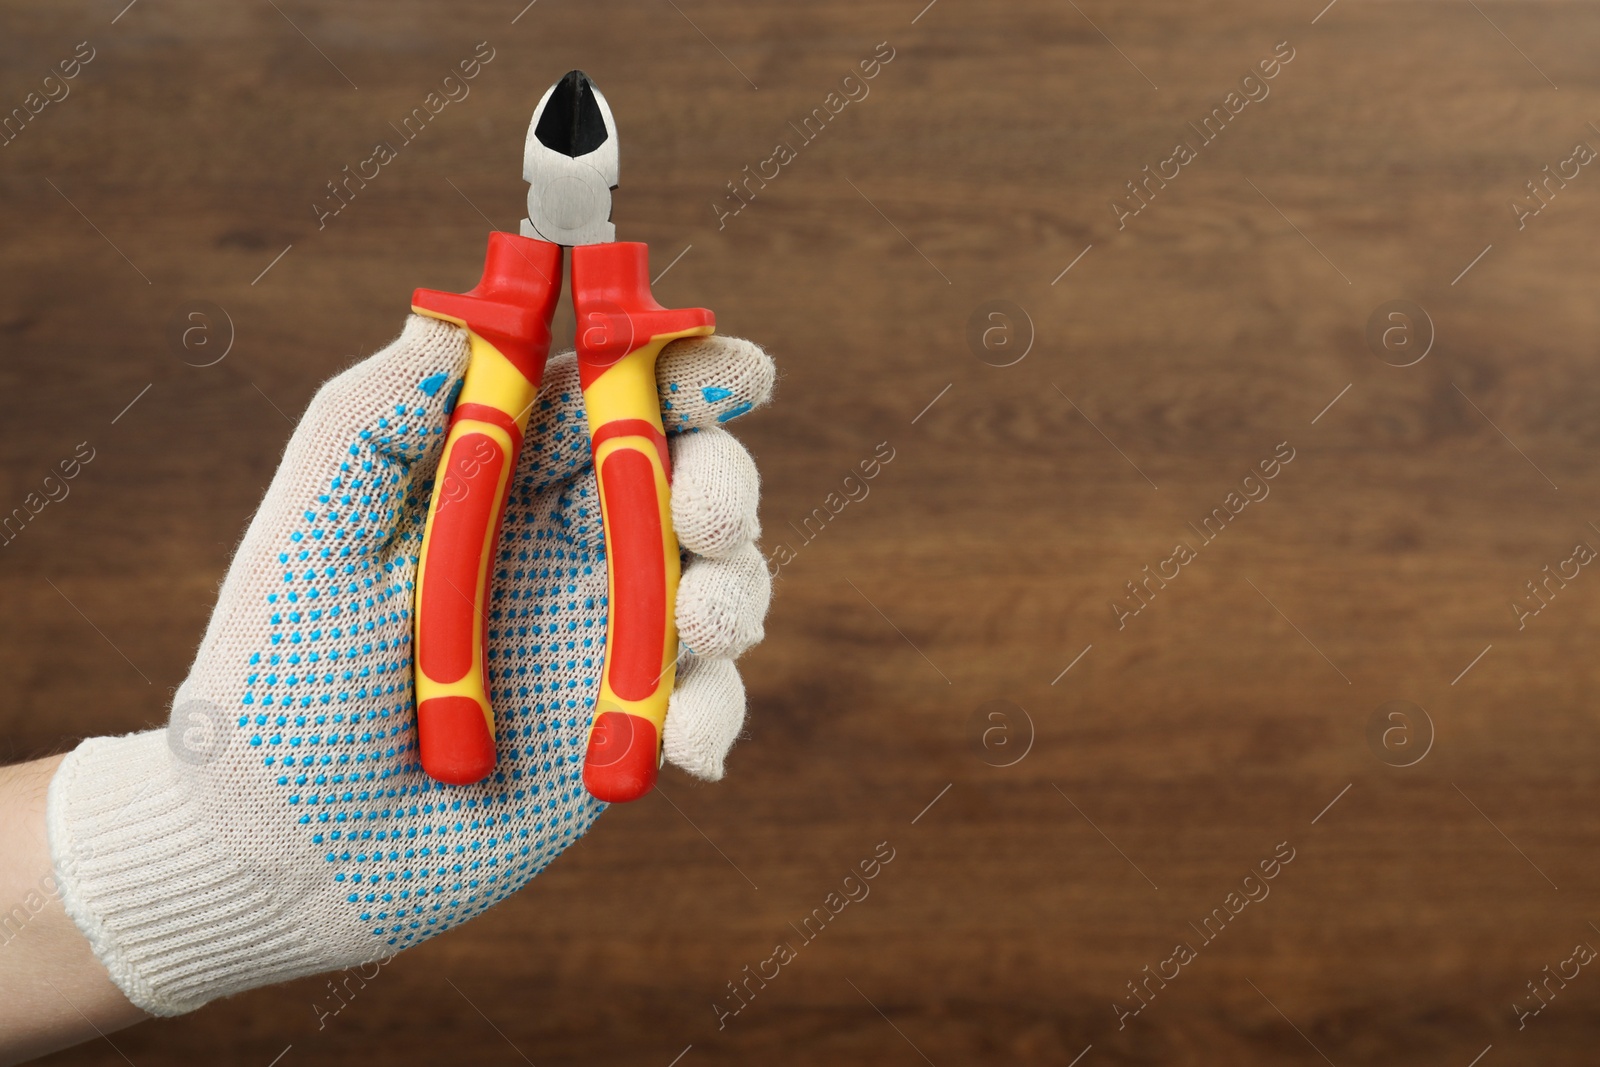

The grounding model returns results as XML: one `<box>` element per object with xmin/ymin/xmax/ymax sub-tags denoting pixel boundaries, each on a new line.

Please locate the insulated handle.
<box><xmin>572</xmin><ymin>242</ymin><xmax>714</xmax><ymax>802</ymax></box>
<box><xmin>411</xmin><ymin>234</ymin><xmax>562</xmax><ymax>785</ymax></box>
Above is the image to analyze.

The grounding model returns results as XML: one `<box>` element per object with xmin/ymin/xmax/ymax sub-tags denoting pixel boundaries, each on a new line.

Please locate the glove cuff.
<box><xmin>47</xmin><ymin>730</ymin><xmax>325</xmax><ymax>1016</ymax></box>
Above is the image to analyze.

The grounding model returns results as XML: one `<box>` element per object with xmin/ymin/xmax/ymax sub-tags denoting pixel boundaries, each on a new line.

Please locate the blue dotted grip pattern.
<box><xmin>238</xmin><ymin>375</ymin><xmax>610</xmax><ymax>948</ymax></box>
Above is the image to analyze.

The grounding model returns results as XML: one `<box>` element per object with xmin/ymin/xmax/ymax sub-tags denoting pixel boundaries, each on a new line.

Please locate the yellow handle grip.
<box><xmin>572</xmin><ymin>240</ymin><xmax>714</xmax><ymax>802</ymax></box>
<box><xmin>579</xmin><ymin>339</ymin><xmax>697</xmax><ymax>800</ymax></box>
<box><xmin>412</xmin><ymin>328</ymin><xmax>541</xmax><ymax>784</ymax></box>
<box><xmin>409</xmin><ymin>232</ymin><xmax>562</xmax><ymax>785</ymax></box>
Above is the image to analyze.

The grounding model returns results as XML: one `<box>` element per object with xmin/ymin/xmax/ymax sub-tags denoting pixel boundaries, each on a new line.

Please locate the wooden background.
<box><xmin>5</xmin><ymin>0</ymin><xmax>1600</xmax><ymax>1063</ymax></box>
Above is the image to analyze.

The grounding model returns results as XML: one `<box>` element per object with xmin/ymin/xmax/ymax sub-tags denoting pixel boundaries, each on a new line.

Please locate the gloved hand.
<box><xmin>46</xmin><ymin>315</ymin><xmax>775</xmax><ymax>1016</ymax></box>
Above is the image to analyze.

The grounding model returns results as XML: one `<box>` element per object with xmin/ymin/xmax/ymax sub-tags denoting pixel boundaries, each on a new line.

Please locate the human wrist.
<box><xmin>0</xmin><ymin>754</ymin><xmax>146</xmax><ymax>1065</ymax></box>
<box><xmin>47</xmin><ymin>729</ymin><xmax>334</xmax><ymax>1016</ymax></box>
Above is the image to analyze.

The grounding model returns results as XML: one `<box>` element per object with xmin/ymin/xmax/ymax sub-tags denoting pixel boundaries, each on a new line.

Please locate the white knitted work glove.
<box><xmin>46</xmin><ymin>315</ymin><xmax>775</xmax><ymax>1016</ymax></box>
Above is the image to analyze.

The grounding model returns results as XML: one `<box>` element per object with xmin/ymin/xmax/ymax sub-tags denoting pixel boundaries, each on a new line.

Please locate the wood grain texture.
<box><xmin>5</xmin><ymin>0</ymin><xmax>1600</xmax><ymax>1063</ymax></box>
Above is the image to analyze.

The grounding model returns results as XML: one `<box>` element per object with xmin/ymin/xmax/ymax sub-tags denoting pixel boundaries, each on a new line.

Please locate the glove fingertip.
<box><xmin>677</xmin><ymin>543</ymin><xmax>771</xmax><ymax>660</ymax></box>
<box><xmin>658</xmin><ymin>335</ymin><xmax>776</xmax><ymax>433</ymax></box>
<box><xmin>665</xmin><ymin>656</ymin><xmax>746</xmax><ymax>781</ymax></box>
<box><xmin>670</xmin><ymin>428</ymin><xmax>762</xmax><ymax>559</ymax></box>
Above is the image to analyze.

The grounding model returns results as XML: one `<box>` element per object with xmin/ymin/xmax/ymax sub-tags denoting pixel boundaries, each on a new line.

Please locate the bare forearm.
<box><xmin>0</xmin><ymin>755</ymin><xmax>146</xmax><ymax>1066</ymax></box>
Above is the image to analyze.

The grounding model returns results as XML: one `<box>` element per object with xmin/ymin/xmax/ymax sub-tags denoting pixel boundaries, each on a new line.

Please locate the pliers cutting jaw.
<box><xmin>410</xmin><ymin>70</ymin><xmax>714</xmax><ymax>802</ymax></box>
<box><xmin>522</xmin><ymin>70</ymin><xmax>617</xmax><ymax>247</ymax></box>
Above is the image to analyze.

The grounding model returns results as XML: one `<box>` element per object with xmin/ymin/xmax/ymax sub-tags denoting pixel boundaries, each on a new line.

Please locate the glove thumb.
<box><xmin>293</xmin><ymin>313</ymin><xmax>470</xmax><ymax>472</ymax></box>
<box><xmin>180</xmin><ymin>313</ymin><xmax>468</xmax><ymax>694</ymax></box>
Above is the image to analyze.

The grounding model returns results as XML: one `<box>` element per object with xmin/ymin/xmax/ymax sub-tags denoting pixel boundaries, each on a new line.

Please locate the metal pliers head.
<box><xmin>522</xmin><ymin>69</ymin><xmax>618</xmax><ymax>247</ymax></box>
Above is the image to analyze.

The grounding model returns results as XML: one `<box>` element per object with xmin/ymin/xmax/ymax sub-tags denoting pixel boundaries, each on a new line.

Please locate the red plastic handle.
<box><xmin>572</xmin><ymin>242</ymin><xmax>714</xmax><ymax>802</ymax></box>
<box><xmin>411</xmin><ymin>234</ymin><xmax>562</xmax><ymax>785</ymax></box>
